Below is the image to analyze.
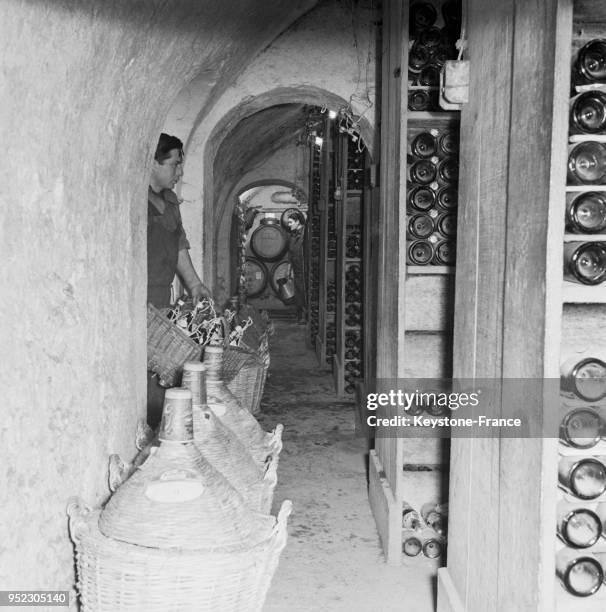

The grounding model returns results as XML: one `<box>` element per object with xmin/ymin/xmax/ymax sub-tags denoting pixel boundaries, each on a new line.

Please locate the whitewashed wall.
<box><xmin>0</xmin><ymin>0</ymin><xmax>316</xmax><ymax>597</ymax></box>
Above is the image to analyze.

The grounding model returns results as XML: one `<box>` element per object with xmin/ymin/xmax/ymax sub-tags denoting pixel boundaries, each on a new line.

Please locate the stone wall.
<box><xmin>0</xmin><ymin>0</ymin><xmax>316</xmax><ymax>596</ymax></box>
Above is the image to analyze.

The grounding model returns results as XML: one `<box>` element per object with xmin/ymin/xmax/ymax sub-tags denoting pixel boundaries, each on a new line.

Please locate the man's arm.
<box><xmin>176</xmin><ymin>248</ymin><xmax>211</xmax><ymax>301</ymax></box>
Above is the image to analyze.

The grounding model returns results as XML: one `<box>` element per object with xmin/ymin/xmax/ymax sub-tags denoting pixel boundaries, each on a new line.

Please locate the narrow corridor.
<box><xmin>259</xmin><ymin>319</ymin><xmax>436</xmax><ymax>612</ymax></box>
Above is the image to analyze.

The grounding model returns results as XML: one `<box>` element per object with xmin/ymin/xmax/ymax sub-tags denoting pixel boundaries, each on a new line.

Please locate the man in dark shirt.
<box><xmin>147</xmin><ymin>133</ymin><xmax>210</xmax><ymax>308</ymax></box>
<box><xmin>147</xmin><ymin>133</ymin><xmax>210</xmax><ymax>427</ymax></box>
<box><xmin>286</xmin><ymin>210</ymin><xmax>307</xmax><ymax>324</ymax></box>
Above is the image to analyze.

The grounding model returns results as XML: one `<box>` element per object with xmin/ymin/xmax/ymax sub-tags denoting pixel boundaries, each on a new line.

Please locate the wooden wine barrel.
<box><xmin>250</xmin><ymin>218</ymin><xmax>288</xmax><ymax>261</ymax></box>
<box><xmin>243</xmin><ymin>257</ymin><xmax>268</xmax><ymax>298</ymax></box>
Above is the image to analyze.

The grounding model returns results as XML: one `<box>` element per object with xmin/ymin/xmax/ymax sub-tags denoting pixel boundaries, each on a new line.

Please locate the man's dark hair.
<box><xmin>154</xmin><ymin>133</ymin><xmax>184</xmax><ymax>163</ymax></box>
<box><xmin>287</xmin><ymin>210</ymin><xmax>306</xmax><ymax>225</ymax></box>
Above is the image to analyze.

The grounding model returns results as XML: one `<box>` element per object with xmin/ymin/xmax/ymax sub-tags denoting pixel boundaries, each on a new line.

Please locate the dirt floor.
<box><xmin>257</xmin><ymin>319</ymin><xmax>438</xmax><ymax>612</ymax></box>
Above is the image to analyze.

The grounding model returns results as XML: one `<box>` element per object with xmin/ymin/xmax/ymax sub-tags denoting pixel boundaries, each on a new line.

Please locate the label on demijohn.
<box><xmin>144</xmin><ymin>469</ymin><xmax>204</xmax><ymax>503</ymax></box>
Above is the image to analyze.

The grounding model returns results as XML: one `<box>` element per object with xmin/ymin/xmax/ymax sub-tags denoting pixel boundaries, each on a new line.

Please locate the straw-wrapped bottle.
<box><xmin>204</xmin><ymin>345</ymin><xmax>283</xmax><ymax>466</ymax></box>
<box><xmin>67</xmin><ymin>387</ymin><xmax>293</xmax><ymax>612</ymax></box>
<box><xmin>182</xmin><ymin>361</ymin><xmax>278</xmax><ymax>513</ymax></box>
<box><xmin>98</xmin><ymin>387</ymin><xmax>276</xmax><ymax>550</ymax></box>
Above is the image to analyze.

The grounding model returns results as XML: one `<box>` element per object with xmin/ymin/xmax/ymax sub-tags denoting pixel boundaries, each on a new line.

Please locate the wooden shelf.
<box><xmin>558</xmin><ymin>439</ymin><xmax>606</xmax><ymax>456</ymax></box>
<box><xmin>574</xmin><ymin>83</ymin><xmax>606</xmax><ymax>94</ymax></box>
<box><xmin>562</xmin><ymin>280</ymin><xmax>606</xmax><ymax>303</ymax></box>
<box><xmin>569</xmin><ymin>134</ymin><xmax>606</xmax><ymax>143</ymax></box>
<box><xmin>566</xmin><ymin>185</ymin><xmax>606</xmax><ymax>192</ymax></box>
<box><xmin>408</xmin><ymin>111</ymin><xmax>461</xmax><ymax>122</ymax></box>
<box><xmin>557</xmin><ymin>584</ymin><xmax>606</xmax><ymax>612</ymax></box>
<box><xmin>407</xmin><ymin>265</ymin><xmax>455</xmax><ymax>275</ymax></box>
<box><xmin>564</xmin><ymin>234</ymin><xmax>606</xmax><ymax>242</ymax></box>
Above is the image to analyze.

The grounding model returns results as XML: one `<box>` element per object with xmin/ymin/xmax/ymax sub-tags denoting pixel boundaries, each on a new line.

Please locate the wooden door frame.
<box><xmin>438</xmin><ymin>0</ymin><xmax>571</xmax><ymax>609</ymax></box>
<box><xmin>368</xmin><ymin>0</ymin><xmax>409</xmax><ymax>565</ymax></box>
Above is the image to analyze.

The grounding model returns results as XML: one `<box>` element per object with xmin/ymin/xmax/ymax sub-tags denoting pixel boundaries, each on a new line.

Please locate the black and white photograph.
<box><xmin>2</xmin><ymin>0</ymin><xmax>606</xmax><ymax>610</ymax></box>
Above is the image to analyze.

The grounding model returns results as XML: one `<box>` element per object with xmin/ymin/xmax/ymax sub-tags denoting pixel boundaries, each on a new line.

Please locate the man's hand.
<box><xmin>177</xmin><ymin>249</ymin><xmax>211</xmax><ymax>301</ymax></box>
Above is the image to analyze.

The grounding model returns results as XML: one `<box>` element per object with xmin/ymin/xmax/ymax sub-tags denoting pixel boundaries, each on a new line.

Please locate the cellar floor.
<box><xmin>258</xmin><ymin>319</ymin><xmax>437</xmax><ymax>612</ymax></box>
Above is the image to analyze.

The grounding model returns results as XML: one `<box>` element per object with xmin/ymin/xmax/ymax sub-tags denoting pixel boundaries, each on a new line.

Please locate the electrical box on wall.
<box><xmin>439</xmin><ymin>60</ymin><xmax>470</xmax><ymax>109</ymax></box>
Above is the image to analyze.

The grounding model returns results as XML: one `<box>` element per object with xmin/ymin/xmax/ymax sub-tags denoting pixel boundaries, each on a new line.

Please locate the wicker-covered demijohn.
<box><xmin>182</xmin><ymin>361</ymin><xmax>278</xmax><ymax>514</ymax></box>
<box><xmin>204</xmin><ymin>345</ymin><xmax>283</xmax><ymax>467</ymax></box>
<box><xmin>237</xmin><ymin>303</ymin><xmax>271</xmax><ymax>350</ymax></box>
<box><xmin>223</xmin><ymin>345</ymin><xmax>266</xmax><ymax>415</ymax></box>
<box><xmin>68</xmin><ymin>388</ymin><xmax>292</xmax><ymax>612</ymax></box>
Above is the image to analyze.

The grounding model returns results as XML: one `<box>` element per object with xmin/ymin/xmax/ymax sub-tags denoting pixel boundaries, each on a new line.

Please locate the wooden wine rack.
<box><xmin>307</xmin><ymin>133</ymin><xmax>322</xmax><ymax>350</ymax></box>
<box><xmin>557</xmin><ymin>3</ymin><xmax>606</xmax><ymax>608</ymax></box>
<box><xmin>311</xmin><ymin>116</ymin><xmax>336</xmax><ymax>369</ymax></box>
<box><xmin>333</xmin><ymin>133</ymin><xmax>366</xmax><ymax>396</ymax></box>
<box><xmin>368</xmin><ymin>0</ymin><xmax>462</xmax><ymax>571</ymax></box>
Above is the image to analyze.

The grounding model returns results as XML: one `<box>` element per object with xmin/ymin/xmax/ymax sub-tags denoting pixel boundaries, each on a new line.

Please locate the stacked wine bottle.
<box><xmin>346</xmin><ymin>227</ymin><xmax>362</xmax><ymax>259</ymax></box>
<box><xmin>406</xmin><ymin>127</ymin><xmax>459</xmax><ymax>266</ymax></box>
<box><xmin>345</xmin><ymin>263</ymin><xmax>362</xmax><ymax>311</ymax></box>
<box><xmin>325</xmin><ymin>282</ymin><xmax>336</xmax><ymax>365</ymax></box>
<box><xmin>326</xmin><ymin>320</ymin><xmax>336</xmax><ymax>365</ymax></box>
<box><xmin>556</xmin><ymin>357</ymin><xmax>606</xmax><ymax>598</ymax></box>
<box><xmin>407</xmin><ymin>0</ymin><xmax>461</xmax><ymax>112</ymax></box>
<box><xmin>344</xmin><ymin>260</ymin><xmax>363</xmax><ymax>394</ymax></box>
<box><xmin>555</xmin><ymin>39</ymin><xmax>606</xmax><ymax>599</ymax></box>
<box><xmin>565</xmin><ymin>39</ymin><xmax>606</xmax><ymax>287</ymax></box>
<box><xmin>327</xmin><ymin>206</ymin><xmax>337</xmax><ymax>259</ymax></box>
<box><xmin>401</xmin><ymin>500</ymin><xmax>448</xmax><ymax>560</ymax></box>
<box><xmin>347</xmin><ymin>137</ymin><xmax>365</xmax><ymax>190</ymax></box>
<box><xmin>344</xmin><ymin>330</ymin><xmax>362</xmax><ymax>395</ymax></box>
<box><xmin>309</xmin><ymin>214</ymin><xmax>321</xmax><ymax>345</ymax></box>
<box><xmin>311</xmin><ymin>140</ymin><xmax>322</xmax><ymax>205</ymax></box>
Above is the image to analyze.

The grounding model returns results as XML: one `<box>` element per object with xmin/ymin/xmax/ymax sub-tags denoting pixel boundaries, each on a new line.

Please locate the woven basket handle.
<box><xmin>66</xmin><ymin>497</ymin><xmax>92</xmax><ymax>543</ymax></box>
<box><xmin>108</xmin><ymin>454</ymin><xmax>133</xmax><ymax>492</ymax></box>
<box><xmin>135</xmin><ymin>419</ymin><xmax>155</xmax><ymax>451</ymax></box>
<box><xmin>272</xmin><ymin>499</ymin><xmax>293</xmax><ymax>549</ymax></box>
<box><xmin>269</xmin><ymin>423</ymin><xmax>284</xmax><ymax>455</ymax></box>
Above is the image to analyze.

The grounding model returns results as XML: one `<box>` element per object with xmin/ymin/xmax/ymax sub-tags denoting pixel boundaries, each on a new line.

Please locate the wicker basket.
<box><xmin>68</xmin><ymin>499</ymin><xmax>292</xmax><ymax>612</ymax></box>
<box><xmin>193</xmin><ymin>405</ymin><xmax>278</xmax><ymax>514</ymax></box>
<box><xmin>204</xmin><ymin>346</ymin><xmax>282</xmax><ymax>467</ymax></box>
<box><xmin>206</xmin><ymin>377</ymin><xmax>283</xmax><ymax>468</ymax></box>
<box><xmin>238</xmin><ymin>304</ymin><xmax>271</xmax><ymax>351</ymax></box>
<box><xmin>223</xmin><ymin>345</ymin><xmax>265</xmax><ymax>415</ymax></box>
<box><xmin>147</xmin><ymin>303</ymin><xmax>202</xmax><ymax>387</ymax></box>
